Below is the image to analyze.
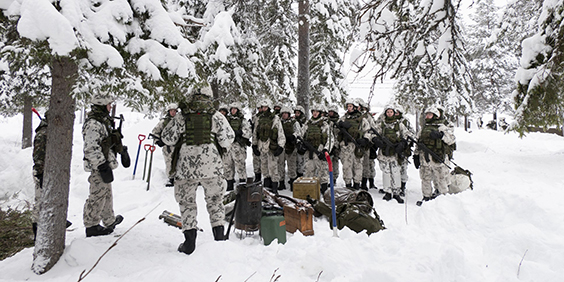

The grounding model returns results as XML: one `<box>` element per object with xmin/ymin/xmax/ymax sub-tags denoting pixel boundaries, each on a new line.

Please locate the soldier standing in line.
<box><xmin>413</xmin><ymin>105</ymin><xmax>456</xmax><ymax>205</ymax></box>
<box><xmin>336</xmin><ymin>99</ymin><xmax>372</xmax><ymax>189</ymax></box>
<box><xmin>224</xmin><ymin>102</ymin><xmax>252</xmax><ymax>191</ymax></box>
<box><xmin>277</xmin><ymin>106</ymin><xmax>301</xmax><ymax>191</ymax></box>
<box><xmin>300</xmin><ymin>103</ymin><xmax>332</xmax><ymax>194</ymax></box>
<box><xmin>358</xmin><ymin>99</ymin><xmax>377</xmax><ymax>191</ymax></box>
<box><xmin>394</xmin><ymin>105</ymin><xmax>415</xmax><ymax>196</ymax></box>
<box><xmin>32</xmin><ymin>110</ymin><xmax>72</xmax><ymax>240</ymax></box>
<box><xmin>161</xmin><ymin>85</ymin><xmax>235</xmax><ymax>255</ymax></box>
<box><xmin>152</xmin><ymin>103</ymin><xmax>178</xmax><ymax>187</ymax></box>
<box><xmin>82</xmin><ymin>92</ymin><xmax>124</xmax><ymax>237</ymax></box>
<box><xmin>294</xmin><ymin>105</ymin><xmax>307</xmax><ymax>178</ymax></box>
<box><xmin>369</xmin><ymin>105</ymin><xmax>414</xmax><ymax>203</ymax></box>
<box><xmin>253</xmin><ymin>99</ymin><xmax>286</xmax><ymax>194</ymax></box>
<box><xmin>327</xmin><ymin>105</ymin><xmax>341</xmax><ymax>185</ymax></box>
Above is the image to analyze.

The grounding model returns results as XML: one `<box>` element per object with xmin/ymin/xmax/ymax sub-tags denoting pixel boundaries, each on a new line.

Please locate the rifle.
<box><xmin>297</xmin><ymin>136</ymin><xmax>325</xmax><ymax>161</ymax></box>
<box><xmin>335</xmin><ymin>122</ymin><xmax>360</xmax><ymax>147</ymax></box>
<box><xmin>368</xmin><ymin>127</ymin><xmax>401</xmax><ymax>158</ymax></box>
<box><xmin>110</xmin><ymin>112</ymin><xmax>131</xmax><ymax>167</ymax></box>
<box><xmin>407</xmin><ymin>136</ymin><xmax>456</xmax><ymax>169</ymax></box>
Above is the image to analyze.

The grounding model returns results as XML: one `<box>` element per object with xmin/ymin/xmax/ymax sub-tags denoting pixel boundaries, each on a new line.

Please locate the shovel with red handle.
<box><xmin>132</xmin><ymin>134</ymin><xmax>146</xmax><ymax>180</ymax></box>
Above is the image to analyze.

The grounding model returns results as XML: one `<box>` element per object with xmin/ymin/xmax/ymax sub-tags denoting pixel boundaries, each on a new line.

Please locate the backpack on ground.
<box><xmin>448</xmin><ymin>166</ymin><xmax>473</xmax><ymax>194</ymax></box>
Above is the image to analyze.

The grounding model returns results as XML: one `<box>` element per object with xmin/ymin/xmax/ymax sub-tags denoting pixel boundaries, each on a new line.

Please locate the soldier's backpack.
<box><xmin>312</xmin><ymin>196</ymin><xmax>385</xmax><ymax>235</ymax></box>
<box><xmin>448</xmin><ymin>166</ymin><xmax>473</xmax><ymax>194</ymax></box>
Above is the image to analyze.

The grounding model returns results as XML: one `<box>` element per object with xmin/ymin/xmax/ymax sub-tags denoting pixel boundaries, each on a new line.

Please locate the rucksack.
<box><xmin>448</xmin><ymin>166</ymin><xmax>473</xmax><ymax>194</ymax></box>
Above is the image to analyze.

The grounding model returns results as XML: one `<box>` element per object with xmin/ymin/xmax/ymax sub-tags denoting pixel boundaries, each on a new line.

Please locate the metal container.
<box><xmin>234</xmin><ymin>181</ymin><xmax>262</xmax><ymax>232</ymax></box>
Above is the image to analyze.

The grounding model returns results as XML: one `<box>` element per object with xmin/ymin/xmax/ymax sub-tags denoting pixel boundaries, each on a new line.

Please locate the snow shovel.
<box><xmin>132</xmin><ymin>134</ymin><xmax>146</xmax><ymax>180</ymax></box>
<box><xmin>142</xmin><ymin>143</ymin><xmax>152</xmax><ymax>180</ymax></box>
<box><xmin>324</xmin><ymin>151</ymin><xmax>338</xmax><ymax>237</ymax></box>
<box><xmin>146</xmin><ymin>144</ymin><xmax>156</xmax><ymax>191</ymax></box>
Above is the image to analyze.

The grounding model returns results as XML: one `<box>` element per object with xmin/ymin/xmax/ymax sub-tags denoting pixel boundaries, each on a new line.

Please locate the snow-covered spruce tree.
<box><xmin>513</xmin><ymin>0</ymin><xmax>564</xmax><ymax>135</ymax></box>
<box><xmin>355</xmin><ymin>0</ymin><xmax>471</xmax><ymax>118</ymax></box>
<box><xmin>309</xmin><ymin>0</ymin><xmax>358</xmax><ymax>107</ymax></box>
<box><xmin>464</xmin><ymin>0</ymin><xmax>515</xmax><ymax>122</ymax></box>
<box><xmin>2</xmin><ymin>0</ymin><xmax>240</xmax><ymax>274</ymax></box>
<box><xmin>0</xmin><ymin>13</ymin><xmax>51</xmax><ymax>149</ymax></box>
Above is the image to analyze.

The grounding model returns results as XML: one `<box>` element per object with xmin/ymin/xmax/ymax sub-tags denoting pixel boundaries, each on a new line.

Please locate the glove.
<box><xmin>371</xmin><ymin>137</ymin><xmax>384</xmax><ymax>148</ymax></box>
<box><xmin>395</xmin><ymin>140</ymin><xmax>406</xmax><ymax>155</ymax></box>
<box><xmin>120</xmin><ymin>146</ymin><xmax>131</xmax><ymax>168</ymax></box>
<box><xmin>430</xmin><ymin>131</ymin><xmax>444</xmax><ymax>140</ymax></box>
<box><xmin>273</xmin><ymin>146</ymin><xmax>284</xmax><ymax>157</ymax></box>
<box><xmin>155</xmin><ymin>139</ymin><xmax>165</xmax><ymax>147</ymax></box>
<box><xmin>286</xmin><ymin>134</ymin><xmax>296</xmax><ymax>145</ymax></box>
<box><xmin>98</xmin><ymin>161</ymin><xmax>114</xmax><ymax>183</ymax></box>
<box><xmin>356</xmin><ymin>137</ymin><xmax>368</xmax><ymax>147</ymax></box>
<box><xmin>413</xmin><ymin>155</ymin><xmax>420</xmax><ymax>169</ymax></box>
<box><xmin>317</xmin><ymin>149</ymin><xmax>328</xmax><ymax>161</ymax></box>
<box><xmin>338</xmin><ymin>121</ymin><xmax>352</xmax><ymax>129</ymax></box>
<box><xmin>297</xmin><ymin>142</ymin><xmax>307</xmax><ymax>155</ymax></box>
<box><xmin>235</xmin><ymin>129</ymin><xmax>243</xmax><ymax>138</ymax></box>
<box><xmin>252</xmin><ymin>145</ymin><xmax>261</xmax><ymax>156</ymax></box>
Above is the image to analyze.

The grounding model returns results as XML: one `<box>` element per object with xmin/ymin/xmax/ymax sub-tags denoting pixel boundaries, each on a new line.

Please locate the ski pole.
<box><xmin>142</xmin><ymin>144</ymin><xmax>151</xmax><ymax>180</ymax></box>
<box><xmin>32</xmin><ymin>108</ymin><xmax>43</xmax><ymax>120</ymax></box>
<box><xmin>146</xmin><ymin>144</ymin><xmax>156</xmax><ymax>191</ymax></box>
<box><xmin>132</xmin><ymin>134</ymin><xmax>146</xmax><ymax>180</ymax></box>
<box><xmin>324</xmin><ymin>151</ymin><xmax>338</xmax><ymax>237</ymax></box>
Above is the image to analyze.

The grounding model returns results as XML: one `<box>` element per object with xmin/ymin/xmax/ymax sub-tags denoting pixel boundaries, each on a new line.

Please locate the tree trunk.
<box><xmin>493</xmin><ymin>111</ymin><xmax>498</xmax><ymax>130</ymax></box>
<box><xmin>22</xmin><ymin>94</ymin><xmax>33</xmax><ymax>149</ymax></box>
<box><xmin>297</xmin><ymin>0</ymin><xmax>310</xmax><ymax>117</ymax></box>
<box><xmin>32</xmin><ymin>56</ymin><xmax>77</xmax><ymax>275</ymax></box>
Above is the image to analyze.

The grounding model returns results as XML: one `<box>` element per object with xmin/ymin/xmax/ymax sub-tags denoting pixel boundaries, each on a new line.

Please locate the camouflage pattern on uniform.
<box><xmin>277</xmin><ymin>115</ymin><xmax>301</xmax><ymax>183</ymax></box>
<box><xmin>32</xmin><ymin>119</ymin><xmax>48</xmax><ymax>223</ymax></box>
<box><xmin>337</xmin><ymin>110</ymin><xmax>372</xmax><ymax>186</ymax></box>
<box><xmin>301</xmin><ymin>115</ymin><xmax>332</xmax><ymax>184</ymax></box>
<box><xmin>362</xmin><ymin>112</ymin><xmax>377</xmax><ymax>180</ymax></box>
<box><xmin>253</xmin><ymin>111</ymin><xmax>286</xmax><ymax>182</ymax></box>
<box><xmin>415</xmin><ymin>112</ymin><xmax>456</xmax><ymax>197</ymax></box>
<box><xmin>152</xmin><ymin>115</ymin><xmax>175</xmax><ymax>179</ymax></box>
<box><xmin>294</xmin><ymin>106</ymin><xmax>307</xmax><ymax>176</ymax></box>
<box><xmin>251</xmin><ymin>111</ymin><xmax>261</xmax><ymax>176</ymax></box>
<box><xmin>161</xmin><ymin>107</ymin><xmax>234</xmax><ymax>231</ymax></box>
<box><xmin>82</xmin><ymin>104</ymin><xmax>119</xmax><ymax>228</ymax></box>
<box><xmin>397</xmin><ymin>114</ymin><xmax>415</xmax><ymax>183</ymax></box>
<box><xmin>223</xmin><ymin>109</ymin><xmax>252</xmax><ymax>181</ymax></box>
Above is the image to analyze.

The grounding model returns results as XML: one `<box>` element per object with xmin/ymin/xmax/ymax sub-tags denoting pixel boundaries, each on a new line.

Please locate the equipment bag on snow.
<box><xmin>313</xmin><ymin>200</ymin><xmax>385</xmax><ymax>235</ymax></box>
<box><xmin>448</xmin><ymin>166</ymin><xmax>473</xmax><ymax>194</ymax></box>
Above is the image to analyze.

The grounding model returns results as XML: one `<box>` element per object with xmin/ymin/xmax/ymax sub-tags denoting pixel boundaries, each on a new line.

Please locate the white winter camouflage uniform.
<box><xmin>224</xmin><ymin>108</ymin><xmax>252</xmax><ymax>181</ymax></box>
<box><xmin>161</xmin><ymin>106</ymin><xmax>235</xmax><ymax>231</ymax></box>
<box><xmin>151</xmin><ymin>115</ymin><xmax>175</xmax><ymax>179</ymax></box>
<box><xmin>301</xmin><ymin>114</ymin><xmax>332</xmax><ymax>185</ymax></box>
<box><xmin>253</xmin><ymin>110</ymin><xmax>286</xmax><ymax>182</ymax></box>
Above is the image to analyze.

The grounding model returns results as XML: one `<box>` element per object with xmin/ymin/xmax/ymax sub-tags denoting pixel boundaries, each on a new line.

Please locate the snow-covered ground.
<box><xmin>1</xmin><ymin>102</ymin><xmax>564</xmax><ymax>282</ymax></box>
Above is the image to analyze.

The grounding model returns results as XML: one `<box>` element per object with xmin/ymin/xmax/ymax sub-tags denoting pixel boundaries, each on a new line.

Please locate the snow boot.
<box><xmin>369</xmin><ymin>178</ymin><xmax>377</xmax><ymax>189</ymax></box>
<box><xmin>383</xmin><ymin>192</ymin><xmax>392</xmax><ymax>201</ymax></box>
<box><xmin>378</xmin><ymin>188</ymin><xmax>386</xmax><ymax>194</ymax></box>
<box><xmin>178</xmin><ymin>229</ymin><xmax>197</xmax><ymax>255</ymax></box>
<box><xmin>289</xmin><ymin>177</ymin><xmax>297</xmax><ymax>191</ymax></box>
<box><xmin>345</xmin><ymin>183</ymin><xmax>352</xmax><ymax>188</ymax></box>
<box><xmin>263</xmin><ymin>177</ymin><xmax>272</xmax><ymax>188</ymax></box>
<box><xmin>86</xmin><ymin>224</ymin><xmax>114</xmax><ymax>237</ymax></box>
<box><xmin>254</xmin><ymin>173</ymin><xmax>262</xmax><ymax>183</ymax></box>
<box><xmin>270</xmin><ymin>181</ymin><xmax>279</xmax><ymax>195</ymax></box>
<box><xmin>320</xmin><ymin>183</ymin><xmax>328</xmax><ymax>195</ymax></box>
<box><xmin>297</xmin><ymin>172</ymin><xmax>304</xmax><ymax>178</ymax></box>
<box><xmin>279</xmin><ymin>181</ymin><xmax>286</xmax><ymax>191</ymax></box>
<box><xmin>226</xmin><ymin>179</ymin><xmax>235</xmax><ymax>191</ymax></box>
<box><xmin>416</xmin><ymin>196</ymin><xmax>433</xmax><ymax>206</ymax></box>
<box><xmin>212</xmin><ymin>226</ymin><xmax>226</xmax><ymax>241</ymax></box>
<box><xmin>106</xmin><ymin>215</ymin><xmax>124</xmax><ymax>231</ymax></box>
<box><xmin>400</xmin><ymin>182</ymin><xmax>406</xmax><ymax>196</ymax></box>
<box><xmin>361</xmin><ymin>178</ymin><xmax>368</xmax><ymax>190</ymax></box>
<box><xmin>353</xmin><ymin>182</ymin><xmax>360</xmax><ymax>190</ymax></box>
<box><xmin>393</xmin><ymin>194</ymin><xmax>404</xmax><ymax>204</ymax></box>
<box><xmin>165</xmin><ymin>178</ymin><xmax>175</xmax><ymax>187</ymax></box>
<box><xmin>239</xmin><ymin>178</ymin><xmax>247</xmax><ymax>185</ymax></box>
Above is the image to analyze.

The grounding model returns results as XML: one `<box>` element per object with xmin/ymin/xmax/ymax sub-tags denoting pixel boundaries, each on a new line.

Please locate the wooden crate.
<box><xmin>283</xmin><ymin>205</ymin><xmax>314</xmax><ymax>236</ymax></box>
<box><xmin>292</xmin><ymin>177</ymin><xmax>320</xmax><ymax>200</ymax></box>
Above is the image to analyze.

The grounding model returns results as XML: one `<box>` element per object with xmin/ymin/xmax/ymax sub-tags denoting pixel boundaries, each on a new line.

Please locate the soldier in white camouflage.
<box><xmin>413</xmin><ymin>105</ymin><xmax>456</xmax><ymax>205</ymax></box>
<box><xmin>294</xmin><ymin>105</ymin><xmax>307</xmax><ymax>178</ymax></box>
<box><xmin>336</xmin><ymin>99</ymin><xmax>372</xmax><ymax>189</ymax></box>
<box><xmin>277</xmin><ymin>106</ymin><xmax>301</xmax><ymax>190</ymax></box>
<box><xmin>82</xmin><ymin>92</ymin><xmax>124</xmax><ymax>237</ymax></box>
<box><xmin>161</xmin><ymin>85</ymin><xmax>235</xmax><ymax>255</ymax></box>
<box><xmin>327</xmin><ymin>105</ymin><xmax>341</xmax><ymax>185</ymax></box>
<box><xmin>369</xmin><ymin>105</ymin><xmax>415</xmax><ymax>204</ymax></box>
<box><xmin>223</xmin><ymin>101</ymin><xmax>252</xmax><ymax>191</ymax></box>
<box><xmin>252</xmin><ymin>99</ymin><xmax>286</xmax><ymax>194</ymax></box>
<box><xmin>251</xmin><ymin>105</ymin><xmax>263</xmax><ymax>182</ymax></box>
<box><xmin>394</xmin><ymin>104</ymin><xmax>415</xmax><ymax>196</ymax></box>
<box><xmin>357</xmin><ymin>98</ymin><xmax>378</xmax><ymax>191</ymax></box>
<box><xmin>300</xmin><ymin>103</ymin><xmax>333</xmax><ymax>194</ymax></box>
<box><xmin>151</xmin><ymin>103</ymin><xmax>178</xmax><ymax>187</ymax></box>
